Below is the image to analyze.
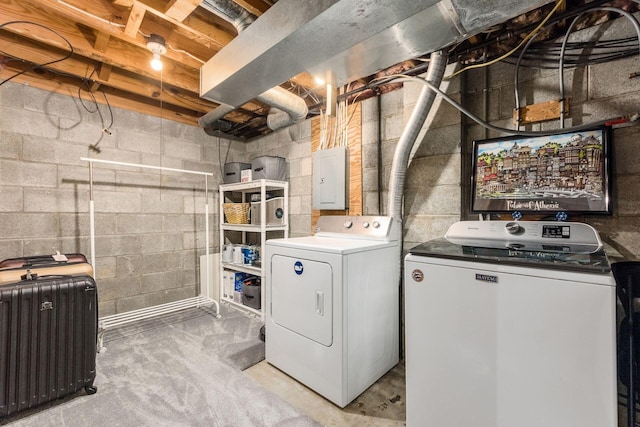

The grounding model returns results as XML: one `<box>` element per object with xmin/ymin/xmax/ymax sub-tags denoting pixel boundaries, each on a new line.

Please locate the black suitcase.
<box><xmin>0</xmin><ymin>275</ymin><xmax>98</xmax><ymax>417</ymax></box>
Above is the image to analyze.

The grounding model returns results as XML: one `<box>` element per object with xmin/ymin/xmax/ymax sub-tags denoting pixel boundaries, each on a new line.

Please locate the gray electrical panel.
<box><xmin>312</xmin><ymin>146</ymin><xmax>348</xmax><ymax>210</ymax></box>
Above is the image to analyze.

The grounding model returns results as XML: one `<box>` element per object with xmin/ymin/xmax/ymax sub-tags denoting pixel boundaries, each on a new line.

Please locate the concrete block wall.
<box><xmin>0</xmin><ymin>82</ymin><xmax>243</xmax><ymax>315</ymax></box>
<box><xmin>461</xmin><ymin>15</ymin><xmax>640</xmax><ymax>260</ymax></box>
<box><xmin>400</xmin><ymin>70</ymin><xmax>463</xmax><ymax>251</ymax></box>
<box><xmin>359</xmin><ymin>68</ymin><xmax>463</xmax><ymax>252</ymax></box>
<box><xmin>245</xmin><ymin>121</ymin><xmax>313</xmax><ymax>237</ymax></box>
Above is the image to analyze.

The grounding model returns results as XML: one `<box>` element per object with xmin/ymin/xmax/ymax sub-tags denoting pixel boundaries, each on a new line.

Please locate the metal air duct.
<box><xmin>198</xmin><ymin>0</ymin><xmax>309</xmax><ymax>133</ymax></box>
<box><xmin>200</xmin><ymin>0</ymin><xmax>553</xmax><ymax>109</ymax></box>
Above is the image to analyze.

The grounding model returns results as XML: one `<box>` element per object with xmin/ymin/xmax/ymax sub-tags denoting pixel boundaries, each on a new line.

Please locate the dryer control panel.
<box><xmin>444</xmin><ymin>220</ymin><xmax>603</xmax><ymax>253</ymax></box>
<box><xmin>315</xmin><ymin>216</ymin><xmax>399</xmax><ymax>241</ymax></box>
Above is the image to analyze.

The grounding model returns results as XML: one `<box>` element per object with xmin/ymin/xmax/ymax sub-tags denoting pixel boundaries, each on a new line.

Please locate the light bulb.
<box><xmin>150</xmin><ymin>52</ymin><xmax>163</xmax><ymax>71</ymax></box>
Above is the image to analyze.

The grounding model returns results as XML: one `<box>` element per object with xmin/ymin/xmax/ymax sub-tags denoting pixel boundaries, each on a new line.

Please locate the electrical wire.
<box><xmin>559</xmin><ymin>6</ymin><xmax>640</xmax><ymax>127</ymax></box>
<box><xmin>451</xmin><ymin>0</ymin><xmax>615</xmax><ymax>67</ymax></box>
<box><xmin>0</xmin><ymin>20</ymin><xmax>115</xmax><ymax>141</ymax></box>
<box><xmin>511</xmin><ymin>4</ymin><xmax>640</xmax><ymax>129</ymax></box>
<box><xmin>78</xmin><ymin>76</ymin><xmax>114</xmax><ymax>136</ymax></box>
<box><xmin>0</xmin><ymin>21</ymin><xmax>74</xmax><ymax>87</ymax></box>
<box><xmin>445</xmin><ymin>0</ymin><xmax>566</xmax><ymax>80</ymax></box>
<box><xmin>166</xmin><ymin>43</ymin><xmax>205</xmax><ymax>64</ymax></box>
<box><xmin>381</xmin><ymin>74</ymin><xmax>635</xmax><ymax>137</ymax></box>
<box><xmin>217</xmin><ymin>133</ymin><xmax>232</xmax><ymax>181</ymax></box>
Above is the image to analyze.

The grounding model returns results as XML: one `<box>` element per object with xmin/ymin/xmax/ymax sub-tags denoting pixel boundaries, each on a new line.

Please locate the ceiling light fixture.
<box><xmin>147</xmin><ymin>34</ymin><xmax>167</xmax><ymax>71</ymax></box>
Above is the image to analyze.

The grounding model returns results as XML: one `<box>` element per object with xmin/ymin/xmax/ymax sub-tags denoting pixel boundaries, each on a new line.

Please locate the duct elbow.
<box><xmin>198</xmin><ymin>104</ymin><xmax>235</xmax><ymax>129</ymax></box>
<box><xmin>259</xmin><ymin>86</ymin><xmax>309</xmax><ymax>131</ymax></box>
<box><xmin>267</xmin><ymin>108</ymin><xmax>293</xmax><ymax>131</ymax></box>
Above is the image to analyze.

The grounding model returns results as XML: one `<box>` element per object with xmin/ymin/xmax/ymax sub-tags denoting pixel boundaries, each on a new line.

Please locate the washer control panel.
<box><xmin>445</xmin><ymin>220</ymin><xmax>603</xmax><ymax>253</ymax></box>
<box><xmin>315</xmin><ymin>216</ymin><xmax>398</xmax><ymax>240</ymax></box>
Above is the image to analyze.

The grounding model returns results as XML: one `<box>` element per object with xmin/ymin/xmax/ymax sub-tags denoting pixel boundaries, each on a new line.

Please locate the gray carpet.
<box><xmin>1</xmin><ymin>305</ymin><xmax>321</xmax><ymax>427</ymax></box>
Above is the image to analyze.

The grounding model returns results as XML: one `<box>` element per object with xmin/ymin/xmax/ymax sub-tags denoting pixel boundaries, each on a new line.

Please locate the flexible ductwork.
<box><xmin>387</xmin><ymin>50</ymin><xmax>447</xmax><ymax>220</ymax></box>
<box><xmin>258</xmin><ymin>87</ymin><xmax>309</xmax><ymax>130</ymax></box>
<box><xmin>198</xmin><ymin>0</ymin><xmax>309</xmax><ymax>133</ymax></box>
<box><xmin>197</xmin><ymin>104</ymin><xmax>235</xmax><ymax>131</ymax></box>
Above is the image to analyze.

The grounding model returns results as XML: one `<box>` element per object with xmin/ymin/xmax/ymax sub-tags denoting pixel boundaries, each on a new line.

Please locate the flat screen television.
<box><xmin>470</xmin><ymin>126</ymin><xmax>612</xmax><ymax>215</ymax></box>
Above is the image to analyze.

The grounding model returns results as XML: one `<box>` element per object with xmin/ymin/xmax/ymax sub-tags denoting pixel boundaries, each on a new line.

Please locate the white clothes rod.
<box><xmin>80</xmin><ymin>157</ymin><xmax>213</xmax><ymax>177</ymax></box>
<box><xmin>81</xmin><ymin>156</ymin><xmax>220</xmax><ymax>328</ymax></box>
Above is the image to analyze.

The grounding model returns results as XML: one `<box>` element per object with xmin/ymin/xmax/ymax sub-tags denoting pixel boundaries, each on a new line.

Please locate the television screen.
<box><xmin>470</xmin><ymin>126</ymin><xmax>612</xmax><ymax>214</ymax></box>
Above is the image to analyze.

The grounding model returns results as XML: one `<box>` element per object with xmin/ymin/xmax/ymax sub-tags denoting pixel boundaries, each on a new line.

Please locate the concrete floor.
<box><xmin>245</xmin><ymin>360</ymin><xmax>406</xmax><ymax>427</ymax></box>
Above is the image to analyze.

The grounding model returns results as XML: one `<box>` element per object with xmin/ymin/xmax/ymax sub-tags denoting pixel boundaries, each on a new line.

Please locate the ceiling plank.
<box><xmin>164</xmin><ymin>0</ymin><xmax>202</xmax><ymax>22</ymax></box>
<box><xmin>0</xmin><ymin>65</ymin><xmax>202</xmax><ymax>127</ymax></box>
<box><xmin>14</xmin><ymin>0</ymin><xmax>228</xmax><ymax>66</ymax></box>
<box><xmin>124</xmin><ymin>2</ymin><xmax>146</xmax><ymax>38</ymax></box>
<box><xmin>0</xmin><ymin>2</ymin><xmax>203</xmax><ymax>93</ymax></box>
<box><xmin>0</xmin><ymin>30</ymin><xmax>212</xmax><ymax>113</ymax></box>
<box><xmin>138</xmin><ymin>2</ymin><xmax>233</xmax><ymax>50</ymax></box>
<box><xmin>0</xmin><ymin>29</ymin><xmax>268</xmax><ymax>125</ymax></box>
<box><xmin>112</xmin><ymin>0</ymin><xmax>135</xmax><ymax>7</ymax></box>
<box><xmin>232</xmin><ymin>0</ymin><xmax>268</xmax><ymax>17</ymax></box>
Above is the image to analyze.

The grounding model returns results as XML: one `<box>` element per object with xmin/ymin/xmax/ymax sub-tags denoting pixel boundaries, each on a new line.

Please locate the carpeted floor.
<box><xmin>1</xmin><ymin>305</ymin><xmax>321</xmax><ymax>427</ymax></box>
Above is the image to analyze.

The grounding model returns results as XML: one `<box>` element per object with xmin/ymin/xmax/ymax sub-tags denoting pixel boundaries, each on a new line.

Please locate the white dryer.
<box><xmin>265</xmin><ymin>215</ymin><xmax>400</xmax><ymax>407</ymax></box>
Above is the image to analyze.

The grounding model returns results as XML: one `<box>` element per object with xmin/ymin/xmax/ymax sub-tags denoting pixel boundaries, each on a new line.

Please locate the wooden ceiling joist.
<box><xmin>164</xmin><ymin>0</ymin><xmax>202</xmax><ymax>22</ymax></box>
<box><xmin>124</xmin><ymin>2</ymin><xmax>146</xmax><ymax>38</ymax></box>
<box><xmin>233</xmin><ymin>0</ymin><xmax>269</xmax><ymax>17</ymax></box>
<box><xmin>0</xmin><ymin>64</ymin><xmax>201</xmax><ymax>127</ymax></box>
<box><xmin>0</xmin><ymin>0</ymin><xmax>323</xmax><ymax>138</ymax></box>
<box><xmin>0</xmin><ymin>30</ymin><xmax>208</xmax><ymax>111</ymax></box>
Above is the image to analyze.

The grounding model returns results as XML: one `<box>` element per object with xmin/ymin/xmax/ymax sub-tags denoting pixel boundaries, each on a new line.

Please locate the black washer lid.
<box><xmin>408</xmin><ymin>238</ymin><xmax>612</xmax><ymax>274</ymax></box>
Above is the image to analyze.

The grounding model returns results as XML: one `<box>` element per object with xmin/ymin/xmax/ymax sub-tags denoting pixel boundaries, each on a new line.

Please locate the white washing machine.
<box><xmin>265</xmin><ymin>215</ymin><xmax>400</xmax><ymax>407</ymax></box>
<box><xmin>404</xmin><ymin>220</ymin><xmax>617</xmax><ymax>427</ymax></box>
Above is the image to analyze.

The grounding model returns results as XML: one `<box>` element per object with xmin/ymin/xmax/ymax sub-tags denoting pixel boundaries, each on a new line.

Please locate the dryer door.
<box><xmin>270</xmin><ymin>255</ymin><xmax>333</xmax><ymax>346</ymax></box>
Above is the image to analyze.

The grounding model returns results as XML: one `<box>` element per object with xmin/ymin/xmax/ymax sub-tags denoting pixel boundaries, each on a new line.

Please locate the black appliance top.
<box><xmin>408</xmin><ymin>238</ymin><xmax>612</xmax><ymax>274</ymax></box>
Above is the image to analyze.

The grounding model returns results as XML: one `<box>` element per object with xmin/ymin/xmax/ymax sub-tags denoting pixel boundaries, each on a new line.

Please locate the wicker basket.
<box><xmin>223</xmin><ymin>203</ymin><xmax>250</xmax><ymax>224</ymax></box>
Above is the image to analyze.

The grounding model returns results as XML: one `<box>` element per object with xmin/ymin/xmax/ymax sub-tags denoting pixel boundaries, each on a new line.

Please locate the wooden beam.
<box><xmin>0</xmin><ymin>30</ymin><xmax>211</xmax><ymax>113</ymax></box>
<box><xmin>138</xmin><ymin>1</ymin><xmax>233</xmax><ymax>50</ymax></box>
<box><xmin>0</xmin><ymin>65</ymin><xmax>201</xmax><ymax>127</ymax></box>
<box><xmin>0</xmin><ymin>30</ymin><xmax>266</xmax><ymax>126</ymax></box>
<box><xmin>0</xmin><ymin>3</ymin><xmax>202</xmax><ymax>93</ymax></box>
<box><xmin>124</xmin><ymin>2</ymin><xmax>146</xmax><ymax>38</ymax></box>
<box><xmin>232</xmin><ymin>0</ymin><xmax>268</xmax><ymax>16</ymax></box>
<box><xmin>513</xmin><ymin>98</ymin><xmax>570</xmax><ymax>125</ymax></box>
<box><xmin>97</xmin><ymin>62</ymin><xmax>113</xmax><ymax>81</ymax></box>
<box><xmin>91</xmin><ymin>63</ymin><xmax>112</xmax><ymax>91</ymax></box>
<box><xmin>164</xmin><ymin>0</ymin><xmax>201</xmax><ymax>22</ymax></box>
<box><xmin>13</xmin><ymin>0</ymin><xmax>228</xmax><ymax>66</ymax></box>
<box><xmin>94</xmin><ymin>31</ymin><xmax>111</xmax><ymax>52</ymax></box>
